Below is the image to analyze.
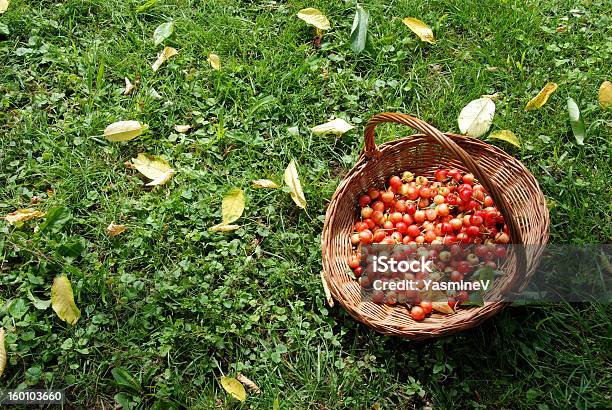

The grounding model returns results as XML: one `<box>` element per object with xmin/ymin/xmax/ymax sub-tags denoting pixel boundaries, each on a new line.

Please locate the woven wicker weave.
<box><xmin>321</xmin><ymin>113</ymin><xmax>549</xmax><ymax>340</ymax></box>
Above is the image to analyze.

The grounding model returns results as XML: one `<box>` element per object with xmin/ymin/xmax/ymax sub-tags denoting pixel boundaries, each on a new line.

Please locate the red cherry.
<box><xmin>466</xmin><ymin>225</ymin><xmax>480</xmax><ymax>237</ymax></box>
<box><xmin>410</xmin><ymin>306</ymin><xmax>425</xmax><ymax>321</ymax></box>
<box><xmin>394</xmin><ymin>200</ymin><xmax>407</xmax><ymax>213</ymax></box>
<box><xmin>361</xmin><ymin>206</ymin><xmax>373</xmax><ymax>219</ymax></box>
<box><xmin>407</xmin><ymin>225</ymin><xmax>421</xmax><ymax>238</ymax></box>
<box><xmin>405</xmin><ymin>202</ymin><xmax>417</xmax><ymax>215</ymax></box>
<box><xmin>373</xmin><ymin>230</ymin><xmax>386</xmax><ymax>243</ymax></box>
<box><xmin>354</xmin><ymin>266</ymin><xmax>363</xmax><ymax>277</ymax></box>
<box><xmin>355</xmin><ymin>222</ymin><xmax>368</xmax><ymax>232</ymax></box>
<box><xmin>419</xmin><ymin>186</ymin><xmax>432</xmax><ymax>198</ymax></box>
<box><xmin>462</xmin><ymin>173</ymin><xmax>475</xmax><ymax>185</ymax></box>
<box><xmin>389</xmin><ymin>175</ymin><xmax>403</xmax><ymax>190</ymax></box>
<box><xmin>420</xmin><ymin>300</ymin><xmax>433</xmax><ymax>314</ymax></box>
<box><xmin>368</xmin><ymin>188</ymin><xmax>380</xmax><ymax>200</ymax></box>
<box><xmin>396</xmin><ymin>222</ymin><xmax>408</xmax><ymax>234</ymax></box>
<box><xmin>381</xmin><ymin>190</ymin><xmax>395</xmax><ymax>203</ymax></box>
<box><xmin>359</xmin><ymin>195</ymin><xmax>372</xmax><ymax>208</ymax></box>
<box><xmin>371</xmin><ymin>290</ymin><xmax>384</xmax><ymax>304</ymax></box>
<box><xmin>359</xmin><ymin>229</ymin><xmax>373</xmax><ymax>244</ymax></box>
<box><xmin>414</xmin><ymin>210</ymin><xmax>426</xmax><ymax>223</ymax></box>
<box><xmin>383</xmin><ymin>220</ymin><xmax>394</xmax><ymax>230</ymax></box>
<box><xmin>435</xmin><ymin>169</ymin><xmax>448</xmax><ymax>182</ymax></box>
<box><xmin>364</xmin><ymin>218</ymin><xmax>375</xmax><ymax>229</ymax></box>
<box><xmin>348</xmin><ymin>257</ymin><xmax>360</xmax><ymax>269</ymax></box>
<box><xmin>459</xmin><ymin>188</ymin><xmax>473</xmax><ymax>202</ymax></box>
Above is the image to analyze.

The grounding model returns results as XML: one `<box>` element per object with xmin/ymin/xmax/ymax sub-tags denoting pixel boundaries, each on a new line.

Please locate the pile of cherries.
<box><xmin>348</xmin><ymin>168</ymin><xmax>510</xmax><ymax>321</ymax></box>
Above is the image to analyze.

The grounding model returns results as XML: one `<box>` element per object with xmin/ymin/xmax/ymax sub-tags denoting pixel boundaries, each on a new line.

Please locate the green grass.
<box><xmin>1</xmin><ymin>0</ymin><xmax>611</xmax><ymax>408</ymax></box>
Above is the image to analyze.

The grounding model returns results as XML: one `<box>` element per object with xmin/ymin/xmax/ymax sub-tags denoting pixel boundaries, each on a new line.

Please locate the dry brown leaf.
<box><xmin>151</xmin><ymin>46</ymin><xmax>178</xmax><ymax>72</ymax></box>
<box><xmin>525</xmin><ymin>82</ymin><xmax>558</xmax><ymax>110</ymax></box>
<box><xmin>237</xmin><ymin>373</ymin><xmax>261</xmax><ymax>393</ymax></box>
<box><xmin>251</xmin><ymin>179</ymin><xmax>279</xmax><ymax>189</ymax></box>
<box><xmin>106</xmin><ymin>221</ymin><xmax>127</xmax><ymax>237</ymax></box>
<box><xmin>4</xmin><ymin>209</ymin><xmax>46</xmax><ymax>224</ymax></box>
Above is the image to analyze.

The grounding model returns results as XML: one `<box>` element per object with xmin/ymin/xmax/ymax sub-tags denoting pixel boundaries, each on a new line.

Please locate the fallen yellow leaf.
<box><xmin>131</xmin><ymin>153</ymin><xmax>175</xmax><ymax>186</ymax></box>
<box><xmin>297</xmin><ymin>8</ymin><xmax>330</xmax><ymax>31</ymax></box>
<box><xmin>402</xmin><ymin>17</ymin><xmax>435</xmax><ymax>44</ymax></box>
<box><xmin>251</xmin><ymin>179</ymin><xmax>279</xmax><ymax>189</ymax></box>
<box><xmin>220</xmin><ymin>376</ymin><xmax>246</xmax><ymax>402</ymax></box>
<box><xmin>3</xmin><ymin>209</ymin><xmax>45</xmax><ymax>224</ymax></box>
<box><xmin>221</xmin><ymin>188</ymin><xmax>244</xmax><ymax>224</ymax></box>
<box><xmin>431</xmin><ymin>301</ymin><xmax>454</xmax><ymax>315</ymax></box>
<box><xmin>0</xmin><ymin>0</ymin><xmax>8</xmax><ymax>14</ymax></box>
<box><xmin>310</xmin><ymin>118</ymin><xmax>354</xmax><ymax>136</ymax></box>
<box><xmin>51</xmin><ymin>275</ymin><xmax>81</xmax><ymax>325</ymax></box>
<box><xmin>0</xmin><ymin>328</ymin><xmax>6</xmax><ymax>378</ymax></box>
<box><xmin>598</xmin><ymin>81</ymin><xmax>612</xmax><ymax>109</ymax></box>
<box><xmin>174</xmin><ymin>125</ymin><xmax>191</xmax><ymax>133</ymax></box>
<box><xmin>123</xmin><ymin>77</ymin><xmax>135</xmax><ymax>95</ymax></box>
<box><xmin>208</xmin><ymin>53</ymin><xmax>221</xmax><ymax>70</ymax></box>
<box><xmin>488</xmin><ymin>130</ymin><xmax>520</xmax><ymax>148</ymax></box>
<box><xmin>209</xmin><ymin>223</ymin><xmax>240</xmax><ymax>232</ymax></box>
<box><xmin>106</xmin><ymin>221</ymin><xmax>127</xmax><ymax>237</ymax></box>
<box><xmin>151</xmin><ymin>46</ymin><xmax>178</xmax><ymax>72</ymax></box>
<box><xmin>320</xmin><ymin>271</ymin><xmax>334</xmax><ymax>307</ymax></box>
<box><xmin>103</xmin><ymin>120</ymin><xmax>146</xmax><ymax>142</ymax></box>
<box><xmin>525</xmin><ymin>82</ymin><xmax>558</xmax><ymax>110</ymax></box>
<box><xmin>284</xmin><ymin>160</ymin><xmax>306</xmax><ymax>209</ymax></box>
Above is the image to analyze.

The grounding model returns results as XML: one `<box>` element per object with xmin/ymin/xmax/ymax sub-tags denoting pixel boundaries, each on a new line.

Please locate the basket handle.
<box><xmin>363</xmin><ymin>112</ymin><xmax>523</xmax><ymax>246</ymax></box>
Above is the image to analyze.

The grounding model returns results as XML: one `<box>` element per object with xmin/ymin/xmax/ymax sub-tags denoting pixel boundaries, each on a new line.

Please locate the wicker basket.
<box><xmin>321</xmin><ymin>113</ymin><xmax>549</xmax><ymax>340</ymax></box>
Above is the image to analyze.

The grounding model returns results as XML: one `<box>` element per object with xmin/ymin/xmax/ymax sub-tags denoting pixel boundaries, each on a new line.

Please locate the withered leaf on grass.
<box><xmin>174</xmin><ymin>125</ymin><xmax>191</xmax><ymax>133</ymax></box>
<box><xmin>310</xmin><ymin>118</ymin><xmax>354</xmax><ymax>136</ymax></box>
<box><xmin>106</xmin><ymin>221</ymin><xmax>127</xmax><ymax>237</ymax></box>
<box><xmin>457</xmin><ymin>97</ymin><xmax>496</xmax><ymax>138</ymax></box>
<box><xmin>0</xmin><ymin>328</ymin><xmax>6</xmax><ymax>378</ymax></box>
<box><xmin>402</xmin><ymin>17</ymin><xmax>435</xmax><ymax>44</ymax></box>
<box><xmin>251</xmin><ymin>179</ymin><xmax>279</xmax><ymax>189</ymax></box>
<box><xmin>488</xmin><ymin>130</ymin><xmax>520</xmax><ymax>148</ymax></box>
<box><xmin>123</xmin><ymin>77</ymin><xmax>135</xmax><ymax>95</ymax></box>
<box><xmin>296</xmin><ymin>8</ymin><xmax>330</xmax><ymax>31</ymax></box>
<box><xmin>237</xmin><ymin>373</ymin><xmax>261</xmax><ymax>393</ymax></box>
<box><xmin>104</xmin><ymin>120</ymin><xmax>147</xmax><ymax>142</ymax></box>
<box><xmin>284</xmin><ymin>160</ymin><xmax>306</xmax><ymax>209</ymax></box>
<box><xmin>598</xmin><ymin>81</ymin><xmax>612</xmax><ymax>109</ymax></box>
<box><xmin>208</xmin><ymin>54</ymin><xmax>220</xmax><ymax>70</ymax></box>
<box><xmin>3</xmin><ymin>209</ymin><xmax>45</xmax><ymax>224</ymax></box>
<box><xmin>0</xmin><ymin>0</ymin><xmax>8</xmax><ymax>14</ymax></box>
<box><xmin>153</xmin><ymin>21</ymin><xmax>174</xmax><ymax>46</ymax></box>
<box><xmin>220</xmin><ymin>376</ymin><xmax>246</xmax><ymax>402</ymax></box>
<box><xmin>51</xmin><ymin>275</ymin><xmax>81</xmax><ymax>325</ymax></box>
<box><xmin>151</xmin><ymin>46</ymin><xmax>178</xmax><ymax>72</ymax></box>
<box><xmin>209</xmin><ymin>188</ymin><xmax>245</xmax><ymax>232</ymax></box>
<box><xmin>320</xmin><ymin>271</ymin><xmax>334</xmax><ymax>307</ymax></box>
<box><xmin>131</xmin><ymin>153</ymin><xmax>175</xmax><ymax>186</ymax></box>
<box><xmin>525</xmin><ymin>82</ymin><xmax>558</xmax><ymax>110</ymax></box>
